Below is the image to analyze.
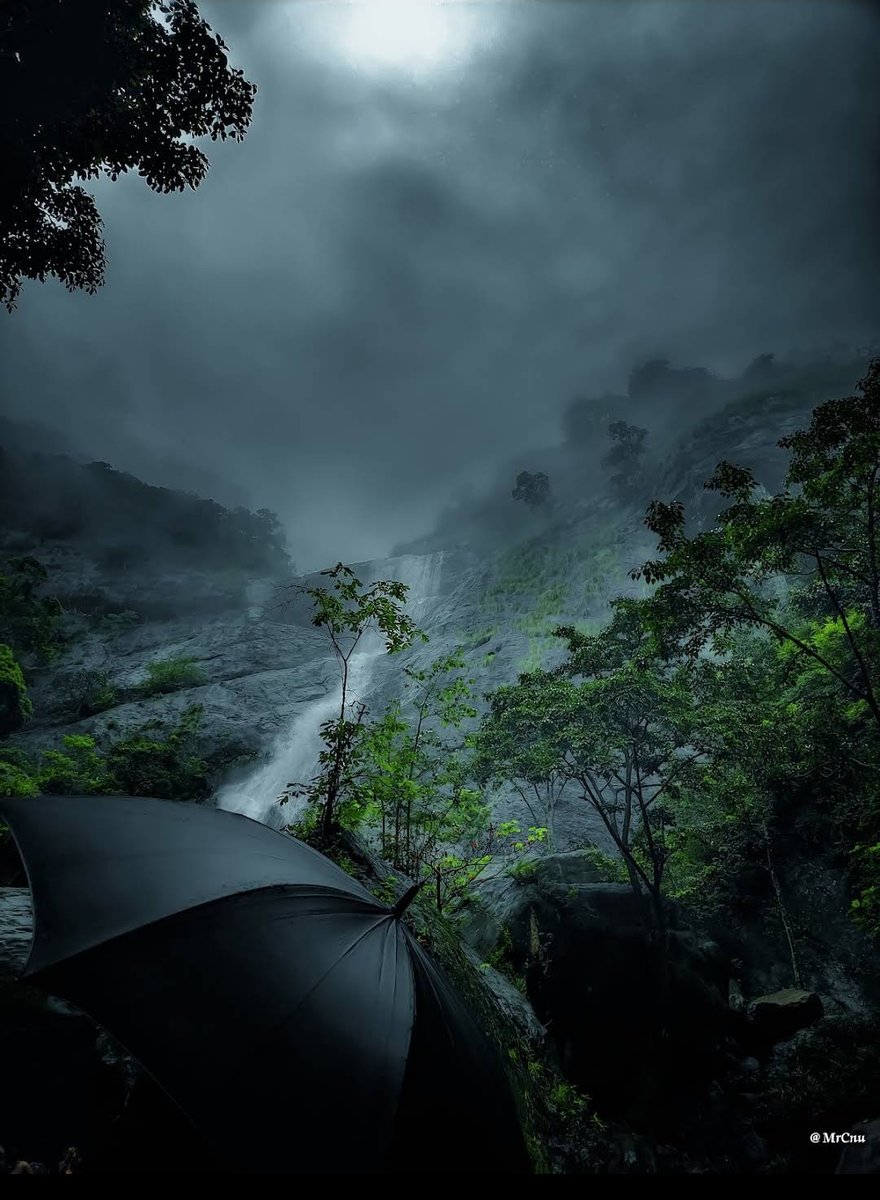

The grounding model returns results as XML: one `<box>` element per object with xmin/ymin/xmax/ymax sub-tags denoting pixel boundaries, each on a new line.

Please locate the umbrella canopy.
<box><xmin>1</xmin><ymin>794</ymin><xmax>532</xmax><ymax>1174</ymax></box>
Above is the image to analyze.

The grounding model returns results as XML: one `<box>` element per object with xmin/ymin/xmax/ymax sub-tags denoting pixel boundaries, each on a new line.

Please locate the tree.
<box><xmin>345</xmin><ymin>653</ymin><xmax>529</xmax><ymax>912</ymax></box>
<box><xmin>0</xmin><ymin>555</ymin><xmax>62</xmax><ymax>660</ymax></box>
<box><xmin>0</xmin><ymin>0</ymin><xmax>255</xmax><ymax>309</ymax></box>
<box><xmin>637</xmin><ymin>360</ymin><xmax>880</xmax><ymax>733</ymax></box>
<box><xmin>603</xmin><ymin>421</ymin><xmax>648</xmax><ymax>498</ymax></box>
<box><xmin>477</xmin><ymin>601</ymin><xmax>707</xmax><ymax>930</ymax></box>
<box><xmin>512</xmin><ymin>470</ymin><xmax>551</xmax><ymax>509</ymax></box>
<box><xmin>473</xmin><ymin>682</ymin><xmax>571</xmax><ymax>851</ymax></box>
<box><xmin>283</xmin><ymin>564</ymin><xmax>425</xmax><ymax>836</ymax></box>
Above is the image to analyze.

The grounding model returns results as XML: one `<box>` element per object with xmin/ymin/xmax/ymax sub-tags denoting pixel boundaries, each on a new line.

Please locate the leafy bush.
<box><xmin>506</xmin><ymin>858</ymin><xmax>539</xmax><ymax>884</ymax></box>
<box><xmin>106</xmin><ymin>706</ymin><xmax>207</xmax><ymax>799</ymax></box>
<box><xmin>0</xmin><ymin>643</ymin><xmax>32</xmax><ymax>734</ymax></box>
<box><xmin>579</xmin><ymin>845</ymin><xmax>629</xmax><ymax>883</ymax></box>
<box><xmin>0</xmin><ymin>556</ymin><xmax>63</xmax><ymax>660</ymax></box>
<box><xmin>140</xmin><ymin>656</ymin><xmax>206</xmax><ymax>696</ymax></box>
<box><xmin>0</xmin><ymin>746</ymin><xmax>38</xmax><ymax>796</ymax></box>
<box><xmin>0</xmin><ymin>706</ymin><xmax>209</xmax><ymax>800</ymax></box>
<box><xmin>37</xmin><ymin>733</ymin><xmax>115</xmax><ymax>794</ymax></box>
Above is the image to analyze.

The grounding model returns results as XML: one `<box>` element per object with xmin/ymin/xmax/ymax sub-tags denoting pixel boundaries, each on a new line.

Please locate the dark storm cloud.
<box><xmin>1</xmin><ymin>0</ymin><xmax>878</xmax><ymax>567</ymax></box>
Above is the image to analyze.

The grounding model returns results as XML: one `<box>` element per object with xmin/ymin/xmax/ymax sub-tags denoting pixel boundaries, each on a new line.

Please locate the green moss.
<box><xmin>459</xmin><ymin>625</ymin><xmax>496</xmax><ymax>652</ymax></box>
<box><xmin>480</xmin><ymin>524</ymin><xmax>628</xmax><ymax>629</ymax></box>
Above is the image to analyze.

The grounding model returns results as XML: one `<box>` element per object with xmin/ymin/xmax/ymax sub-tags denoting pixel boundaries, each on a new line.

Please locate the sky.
<box><xmin>1</xmin><ymin>0</ymin><xmax>879</xmax><ymax>569</ymax></box>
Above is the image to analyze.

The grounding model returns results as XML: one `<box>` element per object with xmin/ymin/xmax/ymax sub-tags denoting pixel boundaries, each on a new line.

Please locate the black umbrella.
<box><xmin>1</xmin><ymin>794</ymin><xmax>532</xmax><ymax>1174</ymax></box>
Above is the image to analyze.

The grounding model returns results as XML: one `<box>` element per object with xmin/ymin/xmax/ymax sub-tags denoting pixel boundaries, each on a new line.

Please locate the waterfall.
<box><xmin>216</xmin><ymin>552</ymin><xmax>445</xmax><ymax>827</ymax></box>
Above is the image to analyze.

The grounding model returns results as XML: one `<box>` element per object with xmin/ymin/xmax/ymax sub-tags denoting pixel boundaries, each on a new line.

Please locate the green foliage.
<box><xmin>481</xmin><ymin>525</ymin><xmax>627</xmax><ymax>624</ymax></box>
<box><xmin>0</xmin><ymin>706</ymin><xmax>208</xmax><ymax>799</ymax></box>
<box><xmin>506</xmin><ymin>857</ymin><xmax>539</xmax><ymax>883</ymax></box>
<box><xmin>459</xmin><ymin>625</ymin><xmax>496</xmax><ymax>653</ymax></box>
<box><xmin>140</xmin><ymin>655</ymin><xmax>206</xmax><ymax>696</ymax></box>
<box><xmin>634</xmin><ymin>359</ymin><xmax>880</xmax><ymax>930</ymax></box>
<box><xmin>0</xmin><ymin>556</ymin><xmax>62</xmax><ymax>660</ymax></box>
<box><xmin>105</xmin><ymin>704</ymin><xmax>207</xmax><ymax>798</ymax></box>
<box><xmin>579</xmin><ymin>845</ymin><xmax>629</xmax><ymax>883</ymax></box>
<box><xmin>476</xmin><ymin>599</ymin><xmax>718</xmax><ymax>924</ymax></box>
<box><xmin>548</xmin><ymin>1079</ymin><xmax>589</xmax><ymax>1123</ymax></box>
<box><xmin>482</xmin><ymin>924</ymin><xmax>527</xmax><ymax>990</ymax></box>
<box><xmin>36</xmin><ymin>733</ymin><xmax>115</xmax><ymax>794</ymax></box>
<box><xmin>2</xmin><ymin>0</ymin><xmax>256</xmax><ymax>310</ymax></box>
<box><xmin>337</xmin><ymin>652</ymin><xmax>498</xmax><ymax>911</ymax></box>
<box><xmin>371</xmin><ymin>876</ymin><xmax>401</xmax><ymax>908</ymax></box>
<box><xmin>0</xmin><ymin>747</ymin><xmax>38</xmax><ymax>796</ymax></box>
<box><xmin>0</xmin><ymin>643</ymin><xmax>32</xmax><ymax>734</ymax></box>
<box><xmin>282</xmin><ymin>563</ymin><xmax>427</xmax><ymax>835</ymax></box>
<box><xmin>637</xmin><ymin>360</ymin><xmax>880</xmax><ymax>730</ymax></box>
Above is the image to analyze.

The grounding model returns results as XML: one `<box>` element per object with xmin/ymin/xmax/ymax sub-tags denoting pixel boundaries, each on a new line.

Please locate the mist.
<box><xmin>1</xmin><ymin>0</ymin><xmax>878</xmax><ymax>569</ymax></box>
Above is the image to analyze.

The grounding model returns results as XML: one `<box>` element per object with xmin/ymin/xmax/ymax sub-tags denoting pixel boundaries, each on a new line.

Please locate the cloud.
<box><xmin>1</xmin><ymin>0</ymin><xmax>877</xmax><ymax>568</ymax></box>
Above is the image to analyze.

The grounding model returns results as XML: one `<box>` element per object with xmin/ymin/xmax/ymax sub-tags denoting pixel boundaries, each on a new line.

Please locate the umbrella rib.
<box><xmin>218</xmin><ymin>911</ymin><xmax>404</xmax><ymax>1089</ymax></box>
<box><xmin>24</xmin><ymin>883</ymin><xmax>385</xmax><ymax>979</ymax></box>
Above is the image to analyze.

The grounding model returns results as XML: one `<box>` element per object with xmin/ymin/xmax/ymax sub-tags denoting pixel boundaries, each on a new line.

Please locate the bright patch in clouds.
<box><xmin>300</xmin><ymin>0</ymin><xmax>480</xmax><ymax>78</ymax></box>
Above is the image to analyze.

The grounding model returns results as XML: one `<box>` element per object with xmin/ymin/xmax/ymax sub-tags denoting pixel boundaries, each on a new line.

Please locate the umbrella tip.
<box><xmin>392</xmin><ymin>881</ymin><xmax>425</xmax><ymax>917</ymax></box>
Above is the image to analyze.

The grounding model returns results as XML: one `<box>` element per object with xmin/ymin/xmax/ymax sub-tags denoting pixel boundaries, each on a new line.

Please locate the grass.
<box><xmin>139</xmin><ymin>655</ymin><xmax>206</xmax><ymax>696</ymax></box>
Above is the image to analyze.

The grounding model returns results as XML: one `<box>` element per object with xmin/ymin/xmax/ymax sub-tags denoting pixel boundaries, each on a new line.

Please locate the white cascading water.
<box><xmin>216</xmin><ymin>552</ymin><xmax>444</xmax><ymax>827</ymax></box>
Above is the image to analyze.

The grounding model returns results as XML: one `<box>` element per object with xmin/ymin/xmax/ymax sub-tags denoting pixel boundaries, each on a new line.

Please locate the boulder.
<box><xmin>747</xmin><ymin>988</ymin><xmax>824</xmax><ymax>1045</ymax></box>
<box><xmin>460</xmin><ymin>853</ymin><xmax>730</xmax><ymax>1122</ymax></box>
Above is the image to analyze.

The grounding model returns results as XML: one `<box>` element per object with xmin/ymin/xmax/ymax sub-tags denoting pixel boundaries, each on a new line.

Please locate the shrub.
<box><xmin>0</xmin><ymin>743</ymin><xmax>38</xmax><ymax>799</ymax></box>
<box><xmin>37</xmin><ymin>733</ymin><xmax>114</xmax><ymax>794</ymax></box>
<box><xmin>506</xmin><ymin>858</ymin><xmax>539</xmax><ymax>884</ymax></box>
<box><xmin>140</xmin><ymin>656</ymin><xmax>206</xmax><ymax>696</ymax></box>
<box><xmin>580</xmin><ymin>845</ymin><xmax>629</xmax><ymax>883</ymax></box>
<box><xmin>105</xmin><ymin>705</ymin><xmax>208</xmax><ymax>799</ymax></box>
<box><xmin>0</xmin><ymin>643</ymin><xmax>32</xmax><ymax>734</ymax></box>
<box><xmin>1</xmin><ymin>705</ymin><xmax>210</xmax><ymax>800</ymax></box>
<box><xmin>0</xmin><ymin>556</ymin><xmax>63</xmax><ymax>660</ymax></box>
